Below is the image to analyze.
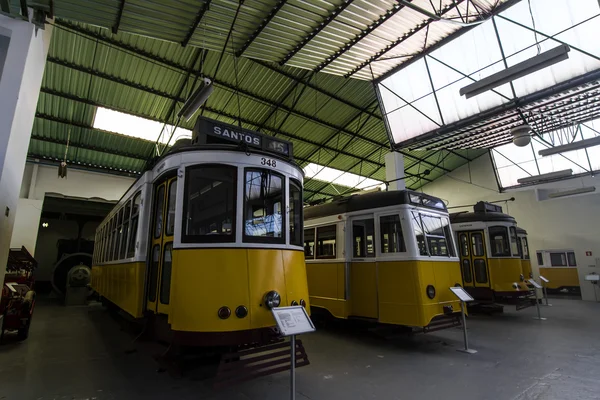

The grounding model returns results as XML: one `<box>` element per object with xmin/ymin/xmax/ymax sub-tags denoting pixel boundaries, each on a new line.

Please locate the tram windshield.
<box><xmin>489</xmin><ymin>226</ymin><xmax>510</xmax><ymax>256</ymax></box>
<box><xmin>183</xmin><ymin>164</ymin><xmax>236</xmax><ymax>243</ymax></box>
<box><xmin>411</xmin><ymin>211</ymin><xmax>455</xmax><ymax>257</ymax></box>
<box><xmin>243</xmin><ymin>169</ymin><xmax>284</xmax><ymax>243</ymax></box>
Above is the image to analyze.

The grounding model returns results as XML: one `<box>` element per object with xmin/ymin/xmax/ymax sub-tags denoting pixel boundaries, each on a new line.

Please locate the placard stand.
<box><xmin>450</xmin><ymin>287</ymin><xmax>477</xmax><ymax>354</ymax></box>
<box><xmin>585</xmin><ymin>274</ymin><xmax>599</xmax><ymax>302</ymax></box>
<box><xmin>271</xmin><ymin>306</ymin><xmax>316</xmax><ymax>400</ymax></box>
<box><xmin>528</xmin><ymin>279</ymin><xmax>546</xmax><ymax>320</ymax></box>
<box><xmin>539</xmin><ymin>276</ymin><xmax>551</xmax><ymax>306</ymax></box>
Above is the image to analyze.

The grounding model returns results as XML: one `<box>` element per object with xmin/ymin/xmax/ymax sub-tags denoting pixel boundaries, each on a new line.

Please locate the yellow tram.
<box><xmin>450</xmin><ymin>202</ymin><xmax>534</xmax><ymax>309</ymax></box>
<box><xmin>536</xmin><ymin>249</ymin><xmax>581</xmax><ymax>294</ymax></box>
<box><xmin>304</xmin><ymin>190</ymin><xmax>463</xmax><ymax>332</ymax></box>
<box><xmin>90</xmin><ymin>117</ymin><xmax>309</xmax><ymax>376</ymax></box>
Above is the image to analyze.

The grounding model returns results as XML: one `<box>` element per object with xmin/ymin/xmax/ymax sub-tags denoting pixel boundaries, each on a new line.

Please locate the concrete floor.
<box><xmin>1</xmin><ymin>299</ymin><xmax>600</xmax><ymax>400</ymax></box>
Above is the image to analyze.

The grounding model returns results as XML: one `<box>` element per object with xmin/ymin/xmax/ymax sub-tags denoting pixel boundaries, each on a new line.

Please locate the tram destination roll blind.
<box><xmin>193</xmin><ymin>117</ymin><xmax>293</xmax><ymax>157</ymax></box>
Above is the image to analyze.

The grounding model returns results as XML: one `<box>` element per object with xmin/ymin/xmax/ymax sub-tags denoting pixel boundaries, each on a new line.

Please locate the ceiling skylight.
<box><xmin>304</xmin><ymin>163</ymin><xmax>384</xmax><ymax>191</ymax></box>
<box><xmin>93</xmin><ymin>108</ymin><xmax>192</xmax><ymax>144</ymax></box>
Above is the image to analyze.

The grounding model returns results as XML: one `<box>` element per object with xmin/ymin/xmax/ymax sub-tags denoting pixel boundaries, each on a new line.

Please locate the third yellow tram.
<box><xmin>303</xmin><ymin>190</ymin><xmax>463</xmax><ymax>332</ymax></box>
<box><xmin>450</xmin><ymin>202</ymin><xmax>535</xmax><ymax>310</ymax></box>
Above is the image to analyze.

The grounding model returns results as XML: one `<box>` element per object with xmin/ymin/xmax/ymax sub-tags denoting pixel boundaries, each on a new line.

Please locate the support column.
<box><xmin>11</xmin><ymin>164</ymin><xmax>44</xmax><ymax>255</ymax></box>
<box><xmin>0</xmin><ymin>15</ymin><xmax>52</xmax><ymax>284</ymax></box>
<box><xmin>385</xmin><ymin>152</ymin><xmax>406</xmax><ymax>191</ymax></box>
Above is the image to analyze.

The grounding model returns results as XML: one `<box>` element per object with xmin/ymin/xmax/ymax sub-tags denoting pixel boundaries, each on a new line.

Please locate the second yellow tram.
<box><xmin>450</xmin><ymin>202</ymin><xmax>534</xmax><ymax>309</ymax></box>
<box><xmin>304</xmin><ymin>190</ymin><xmax>463</xmax><ymax>332</ymax></box>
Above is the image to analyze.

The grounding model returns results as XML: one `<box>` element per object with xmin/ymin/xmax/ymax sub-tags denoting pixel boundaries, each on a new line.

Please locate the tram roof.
<box><xmin>449</xmin><ymin>211</ymin><xmax>516</xmax><ymax>225</ymax></box>
<box><xmin>304</xmin><ymin>190</ymin><xmax>447</xmax><ymax>220</ymax></box>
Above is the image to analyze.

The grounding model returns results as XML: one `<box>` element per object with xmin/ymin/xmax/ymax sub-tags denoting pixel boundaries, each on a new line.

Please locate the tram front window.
<box><xmin>522</xmin><ymin>237</ymin><xmax>530</xmax><ymax>260</ymax></box>
<box><xmin>244</xmin><ymin>169</ymin><xmax>284</xmax><ymax>243</ymax></box>
<box><xmin>489</xmin><ymin>226</ymin><xmax>510</xmax><ymax>256</ymax></box>
<box><xmin>289</xmin><ymin>180</ymin><xmax>303</xmax><ymax>246</ymax></box>
<box><xmin>412</xmin><ymin>212</ymin><xmax>455</xmax><ymax>257</ymax></box>
<box><xmin>183</xmin><ymin>164</ymin><xmax>236</xmax><ymax>243</ymax></box>
<box><xmin>509</xmin><ymin>227</ymin><xmax>519</xmax><ymax>256</ymax></box>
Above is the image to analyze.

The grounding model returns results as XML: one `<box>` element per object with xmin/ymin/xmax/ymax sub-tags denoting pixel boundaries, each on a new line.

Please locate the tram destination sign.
<box><xmin>193</xmin><ymin>117</ymin><xmax>293</xmax><ymax>157</ymax></box>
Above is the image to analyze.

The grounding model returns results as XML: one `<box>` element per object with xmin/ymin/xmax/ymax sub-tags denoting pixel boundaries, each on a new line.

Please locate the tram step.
<box><xmin>422</xmin><ymin>314</ymin><xmax>461</xmax><ymax>333</ymax></box>
<box><xmin>214</xmin><ymin>339</ymin><xmax>309</xmax><ymax>388</ymax></box>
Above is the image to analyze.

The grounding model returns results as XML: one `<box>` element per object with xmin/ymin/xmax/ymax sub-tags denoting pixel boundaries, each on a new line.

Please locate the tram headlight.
<box><xmin>291</xmin><ymin>300</ymin><xmax>298</xmax><ymax>306</ymax></box>
<box><xmin>520</xmin><ymin>274</ymin><xmax>525</xmax><ymax>282</ymax></box>
<box><xmin>263</xmin><ymin>291</ymin><xmax>281</xmax><ymax>309</ymax></box>
<box><xmin>426</xmin><ymin>285</ymin><xmax>436</xmax><ymax>299</ymax></box>
<box><xmin>235</xmin><ymin>306</ymin><xmax>248</xmax><ymax>318</ymax></box>
<box><xmin>218</xmin><ymin>306</ymin><xmax>231</xmax><ymax>319</ymax></box>
<box><xmin>300</xmin><ymin>299</ymin><xmax>306</xmax><ymax>308</ymax></box>
<box><xmin>512</xmin><ymin>282</ymin><xmax>519</xmax><ymax>290</ymax></box>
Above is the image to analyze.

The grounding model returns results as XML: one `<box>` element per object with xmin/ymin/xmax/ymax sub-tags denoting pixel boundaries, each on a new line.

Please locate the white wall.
<box><xmin>420</xmin><ymin>153</ymin><xmax>600</xmax><ymax>301</ymax></box>
<box><xmin>0</xmin><ymin>16</ymin><xmax>52</xmax><ymax>286</ymax></box>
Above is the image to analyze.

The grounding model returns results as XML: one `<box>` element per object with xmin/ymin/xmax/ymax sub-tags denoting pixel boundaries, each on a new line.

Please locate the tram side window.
<box><xmin>567</xmin><ymin>251</ymin><xmax>577</xmax><ymax>267</ymax></box>
<box><xmin>120</xmin><ymin>200</ymin><xmax>132</xmax><ymax>259</ymax></box>
<box><xmin>509</xmin><ymin>227</ymin><xmax>519</xmax><ymax>257</ymax></box>
<box><xmin>316</xmin><ymin>225</ymin><xmax>336</xmax><ymax>259</ymax></box>
<box><xmin>183</xmin><ymin>165</ymin><xmax>236</xmax><ymax>243</ymax></box>
<box><xmin>536</xmin><ymin>251</ymin><xmax>543</xmax><ymax>266</ymax></box>
<box><xmin>289</xmin><ymin>180</ymin><xmax>303</xmax><ymax>246</ymax></box>
<box><xmin>304</xmin><ymin>228</ymin><xmax>315</xmax><ymax>259</ymax></box>
<box><xmin>166</xmin><ymin>180</ymin><xmax>177</xmax><ymax>236</ymax></box>
<box><xmin>153</xmin><ymin>186</ymin><xmax>165</xmax><ymax>239</ymax></box>
<box><xmin>127</xmin><ymin>192</ymin><xmax>142</xmax><ymax>258</ymax></box>
<box><xmin>113</xmin><ymin>212</ymin><xmax>121</xmax><ymax>260</ymax></box>
<box><xmin>488</xmin><ymin>226</ymin><xmax>510</xmax><ymax>257</ymax></box>
<box><xmin>550</xmin><ymin>252</ymin><xmax>567</xmax><ymax>266</ymax></box>
<box><xmin>353</xmin><ymin>219</ymin><xmax>375</xmax><ymax>258</ymax></box>
<box><xmin>380</xmin><ymin>215</ymin><xmax>406</xmax><ymax>253</ymax></box>
<box><xmin>521</xmin><ymin>237</ymin><xmax>530</xmax><ymax>260</ymax></box>
<box><xmin>244</xmin><ymin>169</ymin><xmax>284</xmax><ymax>243</ymax></box>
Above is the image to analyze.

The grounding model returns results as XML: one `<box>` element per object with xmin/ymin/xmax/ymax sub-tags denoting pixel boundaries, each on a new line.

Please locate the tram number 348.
<box><xmin>261</xmin><ymin>158</ymin><xmax>277</xmax><ymax>167</ymax></box>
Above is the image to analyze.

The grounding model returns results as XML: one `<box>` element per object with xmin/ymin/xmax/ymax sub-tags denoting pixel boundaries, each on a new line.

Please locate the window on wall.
<box><xmin>244</xmin><ymin>169</ymin><xmax>284</xmax><ymax>243</ymax></box>
<box><xmin>304</xmin><ymin>228</ymin><xmax>315</xmax><ymax>259</ymax></box>
<box><xmin>567</xmin><ymin>251</ymin><xmax>577</xmax><ymax>266</ymax></box>
<box><xmin>316</xmin><ymin>225</ymin><xmax>336</xmax><ymax>259</ymax></box>
<box><xmin>380</xmin><ymin>214</ymin><xmax>406</xmax><ymax>253</ymax></box>
<box><xmin>489</xmin><ymin>226</ymin><xmax>510</xmax><ymax>256</ymax></box>
<box><xmin>550</xmin><ymin>252</ymin><xmax>567</xmax><ymax>266</ymax></box>
<box><xmin>352</xmin><ymin>219</ymin><xmax>375</xmax><ymax>258</ymax></box>
<box><xmin>289</xmin><ymin>180</ymin><xmax>303</xmax><ymax>246</ymax></box>
<box><xmin>127</xmin><ymin>192</ymin><xmax>141</xmax><ymax>258</ymax></box>
<box><xmin>183</xmin><ymin>165</ymin><xmax>236</xmax><ymax>243</ymax></box>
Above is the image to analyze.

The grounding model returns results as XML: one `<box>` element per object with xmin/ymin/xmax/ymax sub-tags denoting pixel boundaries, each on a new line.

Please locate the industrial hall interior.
<box><xmin>2</xmin><ymin>0</ymin><xmax>600</xmax><ymax>399</ymax></box>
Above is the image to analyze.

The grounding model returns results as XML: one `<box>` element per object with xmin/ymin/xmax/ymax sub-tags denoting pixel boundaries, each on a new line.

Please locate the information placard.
<box><xmin>585</xmin><ymin>274</ymin><xmax>600</xmax><ymax>282</ymax></box>
<box><xmin>450</xmin><ymin>287</ymin><xmax>474</xmax><ymax>302</ymax></box>
<box><xmin>272</xmin><ymin>306</ymin><xmax>315</xmax><ymax>337</ymax></box>
<box><xmin>539</xmin><ymin>276</ymin><xmax>549</xmax><ymax>283</ymax></box>
<box><xmin>528</xmin><ymin>279</ymin><xmax>542</xmax><ymax>289</ymax></box>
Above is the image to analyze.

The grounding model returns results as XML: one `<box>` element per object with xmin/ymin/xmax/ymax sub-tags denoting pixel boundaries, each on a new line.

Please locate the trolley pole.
<box><xmin>290</xmin><ymin>335</ymin><xmax>296</xmax><ymax>400</ymax></box>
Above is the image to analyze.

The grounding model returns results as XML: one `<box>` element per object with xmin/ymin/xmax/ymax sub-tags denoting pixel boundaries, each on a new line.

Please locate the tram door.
<box><xmin>458</xmin><ymin>231</ymin><xmax>489</xmax><ymax>288</ymax></box>
<box><xmin>349</xmin><ymin>216</ymin><xmax>378</xmax><ymax>319</ymax></box>
<box><xmin>147</xmin><ymin>177</ymin><xmax>177</xmax><ymax>315</ymax></box>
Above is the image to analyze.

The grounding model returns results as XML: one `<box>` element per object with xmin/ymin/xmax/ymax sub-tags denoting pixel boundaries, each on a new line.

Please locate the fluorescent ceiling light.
<box><xmin>303</xmin><ymin>163</ymin><xmax>384</xmax><ymax>191</ymax></box>
<box><xmin>93</xmin><ymin>108</ymin><xmax>192</xmax><ymax>144</ymax></box>
<box><xmin>517</xmin><ymin>169</ymin><xmax>573</xmax><ymax>184</ymax></box>
<box><xmin>178</xmin><ymin>78</ymin><xmax>214</xmax><ymax>121</ymax></box>
<box><xmin>547</xmin><ymin>186</ymin><xmax>596</xmax><ymax>198</ymax></box>
<box><xmin>538</xmin><ymin>135</ymin><xmax>600</xmax><ymax>157</ymax></box>
<box><xmin>460</xmin><ymin>45</ymin><xmax>571</xmax><ymax>99</ymax></box>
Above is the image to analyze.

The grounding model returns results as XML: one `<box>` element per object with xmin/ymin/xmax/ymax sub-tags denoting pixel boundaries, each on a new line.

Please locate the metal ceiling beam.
<box><xmin>34</xmin><ymin>113</ymin><xmax>151</xmax><ymax>160</ymax></box>
<box><xmin>181</xmin><ymin>0</ymin><xmax>212</xmax><ymax>47</ymax></box>
<box><xmin>40</xmin><ymin>87</ymin><xmax>385</xmax><ymax>168</ymax></box>
<box><xmin>236</xmin><ymin>0</ymin><xmax>286</xmax><ymax>57</ymax></box>
<box><xmin>252</xmin><ymin>59</ymin><xmax>382</xmax><ymax>120</ymax></box>
<box><xmin>279</xmin><ymin>0</ymin><xmax>355</xmax><ymax>65</ymax></box>
<box><xmin>112</xmin><ymin>0</ymin><xmax>126</xmax><ymax>34</ymax></box>
<box><xmin>375</xmin><ymin>0</ymin><xmax>523</xmax><ymax>83</ymax></box>
<box><xmin>46</xmin><ymin>56</ymin><xmax>392</xmax><ymax>159</ymax></box>
<box><xmin>27</xmin><ymin>154</ymin><xmax>143</xmax><ymax>177</ymax></box>
<box><xmin>345</xmin><ymin>0</ymin><xmax>466</xmax><ymax>78</ymax></box>
<box><xmin>313</xmin><ymin>2</ymin><xmax>406</xmax><ymax>74</ymax></box>
<box><xmin>54</xmin><ymin>20</ymin><xmax>381</xmax><ymax>121</ymax></box>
